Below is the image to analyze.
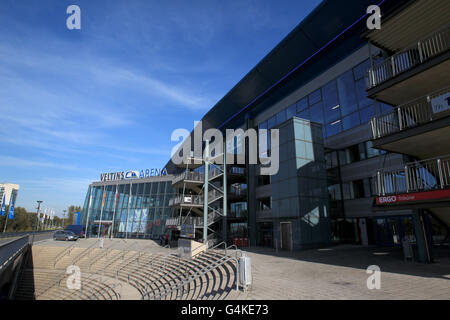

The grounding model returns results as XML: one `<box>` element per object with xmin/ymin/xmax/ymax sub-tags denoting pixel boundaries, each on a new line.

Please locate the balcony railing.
<box><xmin>370</xmin><ymin>86</ymin><xmax>450</xmax><ymax>139</ymax></box>
<box><xmin>168</xmin><ymin>195</ymin><xmax>203</xmax><ymax>207</ymax></box>
<box><xmin>375</xmin><ymin>155</ymin><xmax>450</xmax><ymax>196</ymax></box>
<box><xmin>165</xmin><ymin>210</ymin><xmax>223</xmax><ymax>227</ymax></box>
<box><xmin>367</xmin><ymin>26</ymin><xmax>450</xmax><ymax>89</ymax></box>
<box><xmin>209</xmin><ymin>166</ymin><xmax>246</xmax><ymax>180</ymax></box>
<box><xmin>172</xmin><ymin>171</ymin><xmax>204</xmax><ymax>185</ymax></box>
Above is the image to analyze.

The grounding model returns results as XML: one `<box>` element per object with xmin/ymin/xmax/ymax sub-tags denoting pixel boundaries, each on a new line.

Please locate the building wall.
<box><xmin>265</xmin><ymin>117</ymin><xmax>331</xmax><ymax>250</ymax></box>
<box><xmin>81</xmin><ymin>176</ymin><xmax>175</xmax><ymax>238</ymax></box>
<box><xmin>0</xmin><ymin>183</ymin><xmax>20</xmax><ymax>208</ymax></box>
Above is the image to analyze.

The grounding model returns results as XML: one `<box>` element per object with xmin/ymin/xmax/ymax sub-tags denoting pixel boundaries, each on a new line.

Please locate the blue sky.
<box><xmin>0</xmin><ymin>0</ymin><xmax>321</xmax><ymax>216</ymax></box>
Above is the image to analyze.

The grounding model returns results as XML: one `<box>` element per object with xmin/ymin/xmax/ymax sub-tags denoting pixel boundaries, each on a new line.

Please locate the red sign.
<box><xmin>376</xmin><ymin>189</ymin><xmax>450</xmax><ymax>205</ymax></box>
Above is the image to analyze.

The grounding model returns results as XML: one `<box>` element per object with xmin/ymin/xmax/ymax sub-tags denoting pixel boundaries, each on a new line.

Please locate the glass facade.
<box><xmin>81</xmin><ymin>178</ymin><xmax>175</xmax><ymax>239</ymax></box>
<box><xmin>257</xmin><ymin>59</ymin><xmax>393</xmax><ymax>141</ymax></box>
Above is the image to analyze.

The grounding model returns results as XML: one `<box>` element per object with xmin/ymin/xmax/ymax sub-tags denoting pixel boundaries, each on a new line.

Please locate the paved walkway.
<box><xmin>240</xmin><ymin>245</ymin><xmax>450</xmax><ymax>300</ymax></box>
<box><xmin>33</xmin><ymin>240</ymin><xmax>450</xmax><ymax>300</ymax></box>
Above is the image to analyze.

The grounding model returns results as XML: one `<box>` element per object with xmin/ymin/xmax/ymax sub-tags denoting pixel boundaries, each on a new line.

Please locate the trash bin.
<box><xmin>99</xmin><ymin>238</ymin><xmax>104</xmax><ymax>248</ymax></box>
<box><xmin>239</xmin><ymin>253</ymin><xmax>252</xmax><ymax>288</ymax></box>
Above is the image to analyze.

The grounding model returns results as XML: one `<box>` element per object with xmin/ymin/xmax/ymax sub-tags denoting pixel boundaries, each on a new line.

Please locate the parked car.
<box><xmin>54</xmin><ymin>230</ymin><xmax>78</xmax><ymax>241</ymax></box>
<box><xmin>65</xmin><ymin>224</ymin><xmax>86</xmax><ymax>238</ymax></box>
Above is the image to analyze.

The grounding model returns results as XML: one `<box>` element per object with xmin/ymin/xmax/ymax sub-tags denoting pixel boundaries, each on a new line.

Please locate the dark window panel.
<box><xmin>310</xmin><ymin>101</ymin><xmax>324</xmax><ymax>124</ymax></box>
<box><xmin>297</xmin><ymin>97</ymin><xmax>308</xmax><ymax>113</ymax></box>
<box><xmin>342</xmin><ymin>111</ymin><xmax>360</xmax><ymax>130</ymax></box>
<box><xmin>322</xmin><ymin>80</ymin><xmax>341</xmax><ymax>124</ymax></box>
<box><xmin>277</xmin><ymin>109</ymin><xmax>287</xmax><ymax>125</ymax></box>
<box><xmin>337</xmin><ymin>70</ymin><xmax>358</xmax><ymax>116</ymax></box>
<box><xmin>308</xmin><ymin>89</ymin><xmax>322</xmax><ymax>105</ymax></box>
<box><xmin>355</xmin><ymin>78</ymin><xmax>373</xmax><ymax>109</ymax></box>
<box><xmin>326</xmin><ymin>120</ymin><xmax>343</xmax><ymax>137</ymax></box>
<box><xmin>353</xmin><ymin>59</ymin><xmax>371</xmax><ymax>81</ymax></box>
<box><xmin>286</xmin><ymin>103</ymin><xmax>296</xmax><ymax>119</ymax></box>
<box><xmin>359</xmin><ymin>105</ymin><xmax>376</xmax><ymax>124</ymax></box>
<box><xmin>267</xmin><ymin>115</ymin><xmax>277</xmax><ymax>129</ymax></box>
<box><xmin>297</xmin><ymin>108</ymin><xmax>310</xmax><ymax>121</ymax></box>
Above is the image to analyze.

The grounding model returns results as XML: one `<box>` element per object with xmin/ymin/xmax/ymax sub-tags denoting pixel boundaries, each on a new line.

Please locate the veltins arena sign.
<box><xmin>100</xmin><ymin>168</ymin><xmax>168</xmax><ymax>182</ymax></box>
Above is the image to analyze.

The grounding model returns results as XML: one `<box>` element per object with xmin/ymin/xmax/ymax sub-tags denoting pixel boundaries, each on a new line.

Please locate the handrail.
<box><xmin>367</xmin><ymin>26</ymin><xmax>450</xmax><ymax>88</ymax></box>
<box><xmin>375</xmin><ymin>154</ymin><xmax>450</xmax><ymax>196</ymax></box>
<box><xmin>370</xmin><ymin>86</ymin><xmax>450</xmax><ymax>139</ymax></box>
<box><xmin>146</xmin><ymin>252</ymin><xmax>238</xmax><ymax>300</ymax></box>
<box><xmin>70</xmin><ymin>240</ymin><xmax>100</xmax><ymax>266</ymax></box>
<box><xmin>53</xmin><ymin>243</ymin><xmax>77</xmax><ymax>268</ymax></box>
<box><xmin>0</xmin><ymin>236</ymin><xmax>29</xmax><ymax>272</ymax></box>
<box><xmin>89</xmin><ymin>241</ymin><xmax>120</xmax><ymax>271</ymax></box>
<box><xmin>143</xmin><ymin>252</ymin><xmax>179</xmax><ymax>295</ymax></box>
<box><xmin>115</xmin><ymin>251</ymin><xmax>140</xmax><ymax>283</ymax></box>
<box><xmin>144</xmin><ymin>244</ymin><xmax>241</xmax><ymax>300</ymax></box>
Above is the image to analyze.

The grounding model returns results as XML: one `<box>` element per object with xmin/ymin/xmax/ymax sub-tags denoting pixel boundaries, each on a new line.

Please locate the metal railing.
<box><xmin>370</xmin><ymin>86</ymin><xmax>450</xmax><ymax>139</ymax></box>
<box><xmin>172</xmin><ymin>171</ymin><xmax>204</xmax><ymax>185</ymax></box>
<box><xmin>169</xmin><ymin>194</ymin><xmax>203</xmax><ymax>206</ymax></box>
<box><xmin>53</xmin><ymin>243</ymin><xmax>77</xmax><ymax>268</ymax></box>
<box><xmin>0</xmin><ymin>230</ymin><xmax>54</xmax><ymax>240</ymax></box>
<box><xmin>375</xmin><ymin>154</ymin><xmax>450</xmax><ymax>196</ymax></box>
<box><xmin>143</xmin><ymin>244</ymin><xmax>242</xmax><ymax>300</ymax></box>
<box><xmin>167</xmin><ymin>209</ymin><xmax>223</xmax><ymax>228</ymax></box>
<box><xmin>367</xmin><ymin>26</ymin><xmax>450</xmax><ymax>88</ymax></box>
<box><xmin>0</xmin><ymin>236</ymin><xmax>30</xmax><ymax>272</ymax></box>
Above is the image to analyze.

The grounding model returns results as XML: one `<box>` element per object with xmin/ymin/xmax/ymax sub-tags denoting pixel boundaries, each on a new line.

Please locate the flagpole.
<box><xmin>3</xmin><ymin>195</ymin><xmax>15</xmax><ymax>233</ymax></box>
<box><xmin>111</xmin><ymin>184</ymin><xmax>118</xmax><ymax>239</ymax></box>
<box><xmin>1</xmin><ymin>195</ymin><xmax>6</xmax><ymax>233</ymax></box>
<box><xmin>98</xmin><ymin>185</ymin><xmax>106</xmax><ymax>239</ymax></box>
<box><xmin>84</xmin><ymin>187</ymin><xmax>93</xmax><ymax>239</ymax></box>
<box><xmin>2</xmin><ymin>209</ymin><xmax>9</xmax><ymax>233</ymax></box>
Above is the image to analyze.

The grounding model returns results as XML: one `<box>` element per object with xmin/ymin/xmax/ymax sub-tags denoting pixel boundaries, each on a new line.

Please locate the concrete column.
<box><xmin>413</xmin><ymin>210</ymin><xmax>432</xmax><ymax>263</ymax></box>
<box><xmin>203</xmin><ymin>141</ymin><xmax>209</xmax><ymax>244</ymax></box>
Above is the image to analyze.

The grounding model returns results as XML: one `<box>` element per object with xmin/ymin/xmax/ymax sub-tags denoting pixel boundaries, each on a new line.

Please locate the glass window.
<box><xmin>342</xmin><ymin>183</ymin><xmax>352</xmax><ymax>200</ymax></box>
<box><xmin>297</xmin><ymin>108</ymin><xmax>310</xmax><ymax>121</ymax></box>
<box><xmin>322</xmin><ymin>80</ymin><xmax>341</xmax><ymax>124</ymax></box>
<box><xmin>309</xmin><ymin>101</ymin><xmax>324</xmax><ymax>124</ymax></box>
<box><xmin>308</xmin><ymin>89</ymin><xmax>322</xmax><ymax>105</ymax></box>
<box><xmin>286</xmin><ymin>103</ymin><xmax>296</xmax><ymax>119</ymax></box>
<box><xmin>342</xmin><ymin>111</ymin><xmax>360</xmax><ymax>130</ymax></box>
<box><xmin>353</xmin><ymin>59</ymin><xmax>371</xmax><ymax>81</ymax></box>
<box><xmin>267</xmin><ymin>116</ymin><xmax>277</xmax><ymax>129</ymax></box>
<box><xmin>258</xmin><ymin>121</ymin><xmax>268</xmax><ymax>158</ymax></box>
<box><xmin>337</xmin><ymin>70</ymin><xmax>358</xmax><ymax>116</ymax></box>
<box><xmin>297</xmin><ymin>97</ymin><xmax>308</xmax><ymax>113</ymax></box>
<box><xmin>378</xmin><ymin>102</ymin><xmax>394</xmax><ymax>115</ymax></box>
<box><xmin>326</xmin><ymin>120</ymin><xmax>342</xmax><ymax>137</ymax></box>
<box><xmin>325</xmin><ymin>151</ymin><xmax>338</xmax><ymax>169</ymax></box>
<box><xmin>366</xmin><ymin>141</ymin><xmax>380</xmax><ymax>158</ymax></box>
<box><xmin>355</xmin><ymin>78</ymin><xmax>373</xmax><ymax>109</ymax></box>
<box><xmin>352</xmin><ymin>180</ymin><xmax>365</xmax><ymax>199</ymax></box>
<box><xmin>276</xmin><ymin>109</ymin><xmax>287</xmax><ymax>125</ymax></box>
<box><xmin>358</xmin><ymin>143</ymin><xmax>366</xmax><ymax>161</ymax></box>
<box><xmin>359</xmin><ymin>105</ymin><xmax>375</xmax><ymax>124</ymax></box>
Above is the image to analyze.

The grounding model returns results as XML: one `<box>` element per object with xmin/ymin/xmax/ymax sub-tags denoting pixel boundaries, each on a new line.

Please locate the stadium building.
<box><xmin>81</xmin><ymin>0</ymin><xmax>449</xmax><ymax>262</ymax></box>
<box><xmin>81</xmin><ymin>169</ymin><xmax>175</xmax><ymax>238</ymax></box>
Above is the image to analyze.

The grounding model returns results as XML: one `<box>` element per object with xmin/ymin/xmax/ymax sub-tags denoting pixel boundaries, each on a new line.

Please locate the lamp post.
<box><xmin>62</xmin><ymin>209</ymin><xmax>67</xmax><ymax>229</ymax></box>
<box><xmin>36</xmin><ymin>201</ymin><xmax>43</xmax><ymax>231</ymax></box>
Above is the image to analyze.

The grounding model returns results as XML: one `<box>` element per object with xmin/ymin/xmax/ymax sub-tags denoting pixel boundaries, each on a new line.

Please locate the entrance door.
<box><xmin>280</xmin><ymin>222</ymin><xmax>292</xmax><ymax>251</ymax></box>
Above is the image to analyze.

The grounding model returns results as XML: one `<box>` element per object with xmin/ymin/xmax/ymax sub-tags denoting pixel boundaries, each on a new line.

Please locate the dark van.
<box><xmin>65</xmin><ymin>225</ymin><xmax>86</xmax><ymax>238</ymax></box>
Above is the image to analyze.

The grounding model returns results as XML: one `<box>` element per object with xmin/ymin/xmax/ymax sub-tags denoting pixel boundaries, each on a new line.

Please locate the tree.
<box><xmin>0</xmin><ymin>206</ymin><xmax>37</xmax><ymax>232</ymax></box>
<box><xmin>65</xmin><ymin>205</ymin><xmax>81</xmax><ymax>228</ymax></box>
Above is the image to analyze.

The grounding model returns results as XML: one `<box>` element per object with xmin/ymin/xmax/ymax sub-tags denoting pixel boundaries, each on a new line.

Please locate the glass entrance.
<box><xmin>374</xmin><ymin>216</ymin><xmax>416</xmax><ymax>247</ymax></box>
